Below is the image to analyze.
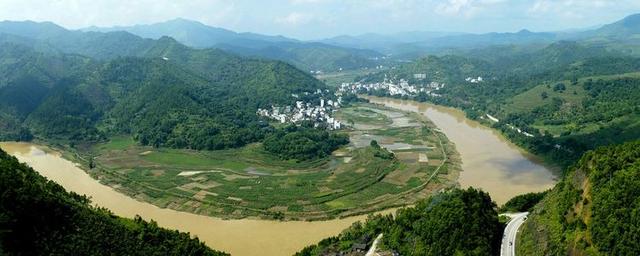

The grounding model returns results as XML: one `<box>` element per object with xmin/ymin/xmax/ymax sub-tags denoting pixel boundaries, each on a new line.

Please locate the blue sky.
<box><xmin>1</xmin><ymin>0</ymin><xmax>639</xmax><ymax>39</ymax></box>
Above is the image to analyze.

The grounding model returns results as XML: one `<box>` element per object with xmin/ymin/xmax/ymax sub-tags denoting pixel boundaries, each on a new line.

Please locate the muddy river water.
<box><xmin>367</xmin><ymin>97</ymin><xmax>557</xmax><ymax>204</ymax></box>
<box><xmin>0</xmin><ymin>98</ymin><xmax>556</xmax><ymax>256</ymax></box>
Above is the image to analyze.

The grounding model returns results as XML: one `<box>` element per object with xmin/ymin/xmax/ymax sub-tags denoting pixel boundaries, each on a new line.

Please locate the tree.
<box><xmin>553</xmin><ymin>83</ymin><xmax>566</xmax><ymax>92</ymax></box>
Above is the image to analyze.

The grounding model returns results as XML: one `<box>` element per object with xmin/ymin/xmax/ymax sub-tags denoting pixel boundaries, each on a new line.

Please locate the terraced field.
<box><xmin>73</xmin><ymin>103</ymin><xmax>460</xmax><ymax>220</ymax></box>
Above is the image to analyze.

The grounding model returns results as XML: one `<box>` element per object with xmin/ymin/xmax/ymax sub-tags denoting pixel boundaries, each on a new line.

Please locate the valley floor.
<box><xmin>58</xmin><ymin>102</ymin><xmax>461</xmax><ymax>220</ymax></box>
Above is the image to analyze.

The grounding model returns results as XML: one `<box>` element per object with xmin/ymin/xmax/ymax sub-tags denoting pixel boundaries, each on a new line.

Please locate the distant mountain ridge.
<box><xmin>592</xmin><ymin>13</ymin><xmax>640</xmax><ymax>38</ymax></box>
<box><xmin>83</xmin><ymin>18</ymin><xmax>298</xmax><ymax>48</ymax></box>
<box><xmin>82</xmin><ymin>18</ymin><xmax>384</xmax><ymax>72</ymax></box>
<box><xmin>321</xmin><ymin>13</ymin><xmax>640</xmax><ymax>57</ymax></box>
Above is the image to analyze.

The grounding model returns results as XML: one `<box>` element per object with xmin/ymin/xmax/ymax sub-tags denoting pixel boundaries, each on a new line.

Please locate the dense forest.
<box><xmin>263</xmin><ymin>124</ymin><xmax>349</xmax><ymax>161</ymax></box>
<box><xmin>517</xmin><ymin>141</ymin><xmax>640</xmax><ymax>255</ymax></box>
<box><xmin>296</xmin><ymin>188</ymin><xmax>502</xmax><ymax>256</ymax></box>
<box><xmin>0</xmin><ymin>23</ymin><xmax>339</xmax><ymax>154</ymax></box>
<box><xmin>0</xmin><ymin>148</ymin><xmax>227</xmax><ymax>255</ymax></box>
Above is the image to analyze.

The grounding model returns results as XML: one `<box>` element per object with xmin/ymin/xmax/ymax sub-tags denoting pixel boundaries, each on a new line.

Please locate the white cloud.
<box><xmin>0</xmin><ymin>0</ymin><xmax>236</xmax><ymax>29</ymax></box>
<box><xmin>275</xmin><ymin>12</ymin><xmax>314</xmax><ymax>26</ymax></box>
<box><xmin>528</xmin><ymin>0</ymin><xmax>616</xmax><ymax>15</ymax></box>
<box><xmin>290</xmin><ymin>0</ymin><xmax>329</xmax><ymax>4</ymax></box>
<box><xmin>435</xmin><ymin>0</ymin><xmax>508</xmax><ymax>18</ymax></box>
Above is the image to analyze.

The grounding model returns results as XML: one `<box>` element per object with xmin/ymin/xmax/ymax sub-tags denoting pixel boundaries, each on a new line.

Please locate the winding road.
<box><xmin>500</xmin><ymin>212</ymin><xmax>529</xmax><ymax>256</ymax></box>
<box><xmin>365</xmin><ymin>233</ymin><xmax>383</xmax><ymax>256</ymax></box>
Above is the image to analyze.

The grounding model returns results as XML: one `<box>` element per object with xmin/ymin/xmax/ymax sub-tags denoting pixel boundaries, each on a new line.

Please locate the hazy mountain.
<box><xmin>83</xmin><ymin>18</ymin><xmax>297</xmax><ymax>48</ymax></box>
<box><xmin>83</xmin><ymin>18</ymin><xmax>383</xmax><ymax>71</ymax></box>
<box><xmin>318</xmin><ymin>31</ymin><xmax>464</xmax><ymax>52</ymax></box>
<box><xmin>589</xmin><ymin>13</ymin><xmax>640</xmax><ymax>38</ymax></box>
<box><xmin>316</xmin><ymin>13</ymin><xmax>640</xmax><ymax>58</ymax></box>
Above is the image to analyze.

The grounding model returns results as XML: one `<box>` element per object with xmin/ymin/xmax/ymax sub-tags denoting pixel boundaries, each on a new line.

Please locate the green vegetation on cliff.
<box><xmin>517</xmin><ymin>141</ymin><xmax>640</xmax><ymax>255</ymax></box>
<box><xmin>297</xmin><ymin>188</ymin><xmax>502</xmax><ymax>256</ymax></box>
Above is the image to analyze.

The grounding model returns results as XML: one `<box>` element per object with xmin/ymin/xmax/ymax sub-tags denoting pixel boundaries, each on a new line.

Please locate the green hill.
<box><xmin>517</xmin><ymin>141</ymin><xmax>640</xmax><ymax>255</ymax></box>
<box><xmin>297</xmin><ymin>188</ymin><xmax>502</xmax><ymax>256</ymax></box>
<box><xmin>0</xmin><ymin>148</ymin><xmax>227</xmax><ymax>255</ymax></box>
<box><xmin>0</xmin><ymin>28</ymin><xmax>330</xmax><ymax>151</ymax></box>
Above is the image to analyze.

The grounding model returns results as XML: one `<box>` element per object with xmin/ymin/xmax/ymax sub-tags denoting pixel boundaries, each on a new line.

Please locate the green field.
<box><xmin>503</xmin><ymin>80</ymin><xmax>588</xmax><ymax>115</ymax></box>
<box><xmin>80</xmin><ymin>103</ymin><xmax>459</xmax><ymax>220</ymax></box>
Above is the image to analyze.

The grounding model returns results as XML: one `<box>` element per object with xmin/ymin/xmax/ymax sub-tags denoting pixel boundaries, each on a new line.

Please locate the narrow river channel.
<box><xmin>0</xmin><ymin>98</ymin><xmax>557</xmax><ymax>256</ymax></box>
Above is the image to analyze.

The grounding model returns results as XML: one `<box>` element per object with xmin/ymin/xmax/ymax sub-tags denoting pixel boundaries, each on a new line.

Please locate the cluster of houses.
<box><xmin>465</xmin><ymin>76</ymin><xmax>484</xmax><ymax>84</ymax></box>
<box><xmin>338</xmin><ymin>78</ymin><xmax>445</xmax><ymax>98</ymax></box>
<box><xmin>256</xmin><ymin>98</ymin><xmax>343</xmax><ymax>130</ymax></box>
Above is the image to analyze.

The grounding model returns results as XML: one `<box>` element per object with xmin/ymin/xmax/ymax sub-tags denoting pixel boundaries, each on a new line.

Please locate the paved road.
<box><xmin>500</xmin><ymin>212</ymin><xmax>529</xmax><ymax>256</ymax></box>
<box><xmin>365</xmin><ymin>233</ymin><xmax>383</xmax><ymax>256</ymax></box>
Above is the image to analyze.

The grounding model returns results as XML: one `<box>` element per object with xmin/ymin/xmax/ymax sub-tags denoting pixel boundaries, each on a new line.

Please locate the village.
<box><xmin>257</xmin><ymin>94</ymin><xmax>343</xmax><ymax>130</ymax></box>
<box><xmin>338</xmin><ymin>75</ymin><xmax>446</xmax><ymax>98</ymax></box>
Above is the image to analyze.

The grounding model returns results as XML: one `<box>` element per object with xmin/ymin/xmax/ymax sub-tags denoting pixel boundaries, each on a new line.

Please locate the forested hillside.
<box><xmin>517</xmin><ymin>141</ymin><xmax>640</xmax><ymax>255</ymax></box>
<box><xmin>0</xmin><ymin>148</ymin><xmax>228</xmax><ymax>255</ymax></box>
<box><xmin>297</xmin><ymin>188</ymin><xmax>502</xmax><ymax>256</ymax></box>
<box><xmin>0</xmin><ymin>23</ymin><xmax>331</xmax><ymax>151</ymax></box>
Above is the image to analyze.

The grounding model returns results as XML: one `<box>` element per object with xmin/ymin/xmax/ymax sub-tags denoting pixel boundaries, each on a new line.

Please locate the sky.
<box><xmin>1</xmin><ymin>0</ymin><xmax>640</xmax><ymax>40</ymax></box>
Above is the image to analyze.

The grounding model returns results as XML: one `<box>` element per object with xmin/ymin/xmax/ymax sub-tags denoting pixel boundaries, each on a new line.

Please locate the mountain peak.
<box><xmin>593</xmin><ymin>12</ymin><xmax>640</xmax><ymax>37</ymax></box>
<box><xmin>163</xmin><ymin>18</ymin><xmax>204</xmax><ymax>26</ymax></box>
<box><xmin>620</xmin><ymin>13</ymin><xmax>640</xmax><ymax>27</ymax></box>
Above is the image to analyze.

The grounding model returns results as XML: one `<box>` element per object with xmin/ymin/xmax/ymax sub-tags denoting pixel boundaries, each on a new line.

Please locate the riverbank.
<box><xmin>41</xmin><ymin>102</ymin><xmax>460</xmax><ymax>221</ymax></box>
<box><xmin>365</xmin><ymin>96</ymin><xmax>557</xmax><ymax>204</ymax></box>
<box><xmin>0</xmin><ymin>142</ymin><xmax>400</xmax><ymax>256</ymax></box>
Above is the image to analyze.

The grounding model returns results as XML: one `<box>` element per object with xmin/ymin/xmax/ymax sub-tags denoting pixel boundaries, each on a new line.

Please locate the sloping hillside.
<box><xmin>297</xmin><ymin>188</ymin><xmax>502</xmax><ymax>256</ymax></box>
<box><xmin>517</xmin><ymin>141</ymin><xmax>640</xmax><ymax>255</ymax></box>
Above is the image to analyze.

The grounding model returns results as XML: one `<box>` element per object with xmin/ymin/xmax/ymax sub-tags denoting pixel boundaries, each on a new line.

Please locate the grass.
<box><xmin>98</xmin><ymin>136</ymin><xmax>136</xmax><ymax>151</ymax></box>
<box><xmin>334</xmin><ymin>105</ymin><xmax>393</xmax><ymax>126</ymax></box>
<box><xmin>503</xmin><ymin>80</ymin><xmax>588</xmax><ymax>115</ymax></box>
<box><xmin>83</xmin><ymin>103</ymin><xmax>459</xmax><ymax>220</ymax></box>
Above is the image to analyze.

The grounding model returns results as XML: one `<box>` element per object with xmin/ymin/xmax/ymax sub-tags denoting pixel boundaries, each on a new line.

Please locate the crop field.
<box><xmin>82</xmin><ymin>103</ymin><xmax>460</xmax><ymax>220</ymax></box>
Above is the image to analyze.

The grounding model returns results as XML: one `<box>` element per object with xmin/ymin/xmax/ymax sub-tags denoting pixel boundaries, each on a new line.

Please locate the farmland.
<box><xmin>70</xmin><ymin>103</ymin><xmax>459</xmax><ymax>220</ymax></box>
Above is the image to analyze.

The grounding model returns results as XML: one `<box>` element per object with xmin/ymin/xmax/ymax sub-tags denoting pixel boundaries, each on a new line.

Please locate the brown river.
<box><xmin>0</xmin><ymin>98</ymin><xmax>556</xmax><ymax>256</ymax></box>
<box><xmin>367</xmin><ymin>97</ymin><xmax>557</xmax><ymax>204</ymax></box>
